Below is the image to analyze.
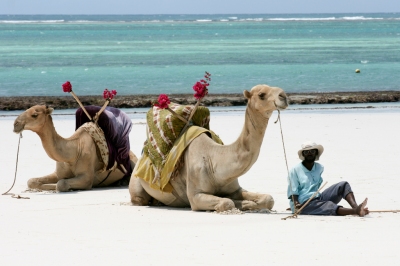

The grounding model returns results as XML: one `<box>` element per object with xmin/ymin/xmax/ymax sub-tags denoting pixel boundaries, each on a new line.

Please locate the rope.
<box><xmin>274</xmin><ymin>110</ymin><xmax>328</xmax><ymax>220</ymax></box>
<box><xmin>274</xmin><ymin>112</ymin><xmax>397</xmax><ymax>217</ymax></box>
<box><xmin>274</xmin><ymin>110</ymin><xmax>296</xmax><ymax>211</ymax></box>
<box><xmin>1</xmin><ymin>133</ymin><xmax>29</xmax><ymax>199</ymax></box>
<box><xmin>368</xmin><ymin>210</ymin><xmax>400</xmax><ymax>213</ymax></box>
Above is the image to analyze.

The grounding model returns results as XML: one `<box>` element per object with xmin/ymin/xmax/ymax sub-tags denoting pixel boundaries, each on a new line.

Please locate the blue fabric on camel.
<box><xmin>75</xmin><ymin>106</ymin><xmax>132</xmax><ymax>177</ymax></box>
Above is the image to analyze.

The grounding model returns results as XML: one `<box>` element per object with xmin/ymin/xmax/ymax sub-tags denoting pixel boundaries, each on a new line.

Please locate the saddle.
<box><xmin>135</xmin><ymin>103</ymin><xmax>223</xmax><ymax>192</ymax></box>
<box><xmin>75</xmin><ymin>105</ymin><xmax>133</xmax><ymax>178</ymax></box>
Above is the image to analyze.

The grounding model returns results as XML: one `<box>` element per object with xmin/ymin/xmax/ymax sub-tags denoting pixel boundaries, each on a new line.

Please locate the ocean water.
<box><xmin>0</xmin><ymin>13</ymin><xmax>400</xmax><ymax>97</ymax></box>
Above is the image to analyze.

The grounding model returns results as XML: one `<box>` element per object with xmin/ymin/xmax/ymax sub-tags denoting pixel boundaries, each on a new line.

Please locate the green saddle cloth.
<box><xmin>138</xmin><ymin>103</ymin><xmax>223</xmax><ymax>192</ymax></box>
<box><xmin>144</xmin><ymin>103</ymin><xmax>211</xmax><ymax>172</ymax></box>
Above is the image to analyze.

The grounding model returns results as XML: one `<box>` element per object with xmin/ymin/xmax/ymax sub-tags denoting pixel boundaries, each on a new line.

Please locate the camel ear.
<box><xmin>46</xmin><ymin>107</ymin><xmax>54</xmax><ymax>115</ymax></box>
<box><xmin>243</xmin><ymin>90</ymin><xmax>251</xmax><ymax>99</ymax></box>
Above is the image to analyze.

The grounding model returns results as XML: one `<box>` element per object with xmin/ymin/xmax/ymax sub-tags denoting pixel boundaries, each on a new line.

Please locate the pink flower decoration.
<box><xmin>103</xmin><ymin>89</ymin><xmax>117</xmax><ymax>100</ymax></box>
<box><xmin>193</xmin><ymin>82</ymin><xmax>208</xmax><ymax>100</ymax></box>
<box><xmin>192</xmin><ymin>71</ymin><xmax>211</xmax><ymax>100</ymax></box>
<box><xmin>62</xmin><ymin>81</ymin><xmax>72</xmax><ymax>93</ymax></box>
<box><xmin>154</xmin><ymin>94</ymin><xmax>171</xmax><ymax>109</ymax></box>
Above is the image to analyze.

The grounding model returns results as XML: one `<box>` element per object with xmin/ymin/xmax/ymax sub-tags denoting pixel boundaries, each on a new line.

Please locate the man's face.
<box><xmin>302</xmin><ymin>149</ymin><xmax>318</xmax><ymax>162</ymax></box>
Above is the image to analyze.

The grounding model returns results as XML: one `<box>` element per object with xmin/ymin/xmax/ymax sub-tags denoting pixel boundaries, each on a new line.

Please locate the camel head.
<box><xmin>243</xmin><ymin>84</ymin><xmax>288</xmax><ymax>118</ymax></box>
<box><xmin>14</xmin><ymin>105</ymin><xmax>54</xmax><ymax>134</ymax></box>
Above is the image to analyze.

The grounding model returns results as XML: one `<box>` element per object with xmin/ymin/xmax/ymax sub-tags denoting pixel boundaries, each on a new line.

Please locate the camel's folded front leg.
<box><xmin>129</xmin><ymin>176</ymin><xmax>153</xmax><ymax>206</ymax></box>
<box><xmin>27</xmin><ymin>172</ymin><xmax>58</xmax><ymax>190</ymax></box>
<box><xmin>56</xmin><ymin>173</ymin><xmax>94</xmax><ymax>192</ymax></box>
<box><xmin>190</xmin><ymin>193</ymin><xmax>235</xmax><ymax>212</ymax></box>
<box><xmin>231</xmin><ymin>189</ymin><xmax>274</xmax><ymax>211</ymax></box>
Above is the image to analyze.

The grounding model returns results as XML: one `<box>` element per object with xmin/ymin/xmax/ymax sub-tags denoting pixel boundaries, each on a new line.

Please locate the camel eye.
<box><xmin>258</xmin><ymin>93</ymin><xmax>266</xmax><ymax>100</ymax></box>
<box><xmin>32</xmin><ymin>113</ymin><xmax>38</xmax><ymax>118</ymax></box>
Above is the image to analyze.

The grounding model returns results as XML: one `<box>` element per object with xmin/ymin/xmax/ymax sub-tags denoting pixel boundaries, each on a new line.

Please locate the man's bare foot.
<box><xmin>356</xmin><ymin>198</ymin><xmax>368</xmax><ymax>217</ymax></box>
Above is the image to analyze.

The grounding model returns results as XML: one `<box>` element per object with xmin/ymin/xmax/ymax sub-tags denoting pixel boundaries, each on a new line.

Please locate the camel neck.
<box><xmin>238</xmin><ymin>105</ymin><xmax>270</xmax><ymax>149</ymax></box>
<box><xmin>228</xmin><ymin>105</ymin><xmax>271</xmax><ymax>174</ymax></box>
<box><xmin>36</xmin><ymin>115</ymin><xmax>77</xmax><ymax>163</ymax></box>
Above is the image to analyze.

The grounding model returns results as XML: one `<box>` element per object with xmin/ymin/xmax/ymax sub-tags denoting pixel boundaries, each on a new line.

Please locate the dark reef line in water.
<box><xmin>1</xmin><ymin>91</ymin><xmax>399</xmax><ymax>111</ymax></box>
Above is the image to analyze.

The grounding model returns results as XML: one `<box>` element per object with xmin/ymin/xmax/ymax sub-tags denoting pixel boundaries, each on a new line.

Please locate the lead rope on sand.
<box><xmin>1</xmin><ymin>133</ymin><xmax>29</xmax><ymax>199</ymax></box>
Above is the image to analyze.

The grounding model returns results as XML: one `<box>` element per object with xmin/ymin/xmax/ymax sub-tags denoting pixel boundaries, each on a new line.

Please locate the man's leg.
<box><xmin>300</xmin><ymin>198</ymin><xmax>368</xmax><ymax>216</ymax></box>
<box><xmin>300</xmin><ymin>199</ymin><xmax>339</xmax><ymax>215</ymax></box>
<box><xmin>320</xmin><ymin>181</ymin><xmax>369</xmax><ymax>216</ymax></box>
<box><xmin>319</xmin><ymin>181</ymin><xmax>352</xmax><ymax>204</ymax></box>
<box><xmin>336</xmin><ymin>198</ymin><xmax>368</xmax><ymax>217</ymax></box>
<box><xmin>345</xmin><ymin>192</ymin><xmax>358</xmax><ymax>208</ymax></box>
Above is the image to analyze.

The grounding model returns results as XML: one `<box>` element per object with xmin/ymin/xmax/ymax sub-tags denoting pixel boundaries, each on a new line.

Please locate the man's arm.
<box><xmin>287</xmin><ymin>168</ymin><xmax>300</xmax><ymax>206</ymax></box>
<box><xmin>292</xmin><ymin>195</ymin><xmax>302</xmax><ymax>210</ymax></box>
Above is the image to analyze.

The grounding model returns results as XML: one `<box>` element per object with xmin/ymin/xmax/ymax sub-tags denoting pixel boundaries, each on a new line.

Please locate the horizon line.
<box><xmin>1</xmin><ymin>12</ymin><xmax>400</xmax><ymax>16</ymax></box>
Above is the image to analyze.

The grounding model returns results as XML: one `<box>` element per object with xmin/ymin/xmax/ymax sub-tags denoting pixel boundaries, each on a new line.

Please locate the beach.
<box><xmin>1</xmin><ymin>103</ymin><xmax>399</xmax><ymax>265</ymax></box>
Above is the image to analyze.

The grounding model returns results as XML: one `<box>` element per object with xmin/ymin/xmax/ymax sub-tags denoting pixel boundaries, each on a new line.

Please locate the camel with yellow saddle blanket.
<box><xmin>129</xmin><ymin>84</ymin><xmax>288</xmax><ymax>212</ymax></box>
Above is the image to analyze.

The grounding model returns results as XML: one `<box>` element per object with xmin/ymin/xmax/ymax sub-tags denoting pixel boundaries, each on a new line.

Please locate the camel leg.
<box><xmin>27</xmin><ymin>172</ymin><xmax>58</xmax><ymax>190</ymax></box>
<box><xmin>56</xmin><ymin>174</ymin><xmax>94</xmax><ymax>192</ymax></box>
<box><xmin>129</xmin><ymin>176</ymin><xmax>152</xmax><ymax>206</ymax></box>
<box><xmin>186</xmin><ymin>161</ymin><xmax>236</xmax><ymax>211</ymax></box>
<box><xmin>190</xmin><ymin>193</ymin><xmax>235</xmax><ymax>212</ymax></box>
<box><xmin>231</xmin><ymin>188</ymin><xmax>275</xmax><ymax>210</ymax></box>
<box><xmin>111</xmin><ymin>150</ymin><xmax>139</xmax><ymax>187</ymax></box>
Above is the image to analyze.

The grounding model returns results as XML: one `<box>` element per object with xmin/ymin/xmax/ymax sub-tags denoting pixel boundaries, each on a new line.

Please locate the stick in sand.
<box><xmin>282</xmin><ymin>181</ymin><xmax>328</xmax><ymax>220</ymax></box>
<box><xmin>368</xmin><ymin>210</ymin><xmax>400</xmax><ymax>213</ymax></box>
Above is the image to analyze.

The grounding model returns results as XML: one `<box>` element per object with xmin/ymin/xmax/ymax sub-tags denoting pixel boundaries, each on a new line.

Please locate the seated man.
<box><xmin>287</xmin><ymin>141</ymin><xmax>369</xmax><ymax>216</ymax></box>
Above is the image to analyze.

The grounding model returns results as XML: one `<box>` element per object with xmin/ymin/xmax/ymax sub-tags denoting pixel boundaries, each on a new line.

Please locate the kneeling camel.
<box><xmin>129</xmin><ymin>84</ymin><xmax>288</xmax><ymax>211</ymax></box>
<box><xmin>13</xmin><ymin>105</ymin><xmax>137</xmax><ymax>192</ymax></box>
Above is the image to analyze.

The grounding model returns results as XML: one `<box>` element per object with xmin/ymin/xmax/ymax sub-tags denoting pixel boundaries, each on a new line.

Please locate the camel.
<box><xmin>129</xmin><ymin>84</ymin><xmax>288</xmax><ymax>211</ymax></box>
<box><xmin>13</xmin><ymin>105</ymin><xmax>138</xmax><ymax>192</ymax></box>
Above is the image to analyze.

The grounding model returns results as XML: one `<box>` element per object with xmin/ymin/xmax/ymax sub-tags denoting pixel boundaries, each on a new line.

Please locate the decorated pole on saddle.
<box><xmin>153</xmin><ymin>94</ymin><xmax>188</xmax><ymax>123</ymax></box>
<box><xmin>93</xmin><ymin>89</ymin><xmax>117</xmax><ymax>122</ymax></box>
<box><xmin>180</xmin><ymin>71</ymin><xmax>211</xmax><ymax>134</ymax></box>
<box><xmin>62</xmin><ymin>81</ymin><xmax>92</xmax><ymax>121</ymax></box>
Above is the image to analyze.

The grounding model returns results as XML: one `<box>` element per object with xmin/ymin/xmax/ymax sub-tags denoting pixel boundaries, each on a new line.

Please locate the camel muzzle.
<box><xmin>13</xmin><ymin>120</ymin><xmax>24</xmax><ymax>134</ymax></box>
<box><xmin>275</xmin><ymin>99</ymin><xmax>289</xmax><ymax>111</ymax></box>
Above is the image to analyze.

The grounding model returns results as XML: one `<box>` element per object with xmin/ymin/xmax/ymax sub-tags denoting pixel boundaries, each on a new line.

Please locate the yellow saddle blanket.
<box><xmin>134</xmin><ymin>126</ymin><xmax>223</xmax><ymax>192</ymax></box>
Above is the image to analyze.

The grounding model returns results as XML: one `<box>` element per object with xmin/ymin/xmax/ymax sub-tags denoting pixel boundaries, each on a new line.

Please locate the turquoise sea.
<box><xmin>0</xmin><ymin>13</ymin><xmax>400</xmax><ymax>97</ymax></box>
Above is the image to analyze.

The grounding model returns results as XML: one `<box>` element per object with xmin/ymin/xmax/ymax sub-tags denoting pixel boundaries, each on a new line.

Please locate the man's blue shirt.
<box><xmin>287</xmin><ymin>162</ymin><xmax>324</xmax><ymax>211</ymax></box>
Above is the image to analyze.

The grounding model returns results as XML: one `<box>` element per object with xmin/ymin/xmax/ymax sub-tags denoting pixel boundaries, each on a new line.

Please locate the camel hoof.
<box><xmin>215</xmin><ymin>198</ymin><xmax>235</xmax><ymax>212</ymax></box>
<box><xmin>262</xmin><ymin>195</ymin><xmax>275</xmax><ymax>210</ymax></box>
<box><xmin>27</xmin><ymin>178</ymin><xmax>39</xmax><ymax>189</ymax></box>
<box><xmin>131</xmin><ymin>196</ymin><xmax>150</xmax><ymax>206</ymax></box>
<box><xmin>56</xmin><ymin>180</ymin><xmax>71</xmax><ymax>192</ymax></box>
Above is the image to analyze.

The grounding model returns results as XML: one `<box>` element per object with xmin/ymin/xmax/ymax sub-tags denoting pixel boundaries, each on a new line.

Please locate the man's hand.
<box><xmin>290</xmin><ymin>195</ymin><xmax>302</xmax><ymax>212</ymax></box>
<box><xmin>294</xmin><ymin>201</ymin><xmax>303</xmax><ymax>212</ymax></box>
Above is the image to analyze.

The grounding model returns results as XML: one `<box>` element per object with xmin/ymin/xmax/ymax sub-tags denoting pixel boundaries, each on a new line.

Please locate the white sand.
<box><xmin>1</xmin><ymin>104</ymin><xmax>400</xmax><ymax>265</ymax></box>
